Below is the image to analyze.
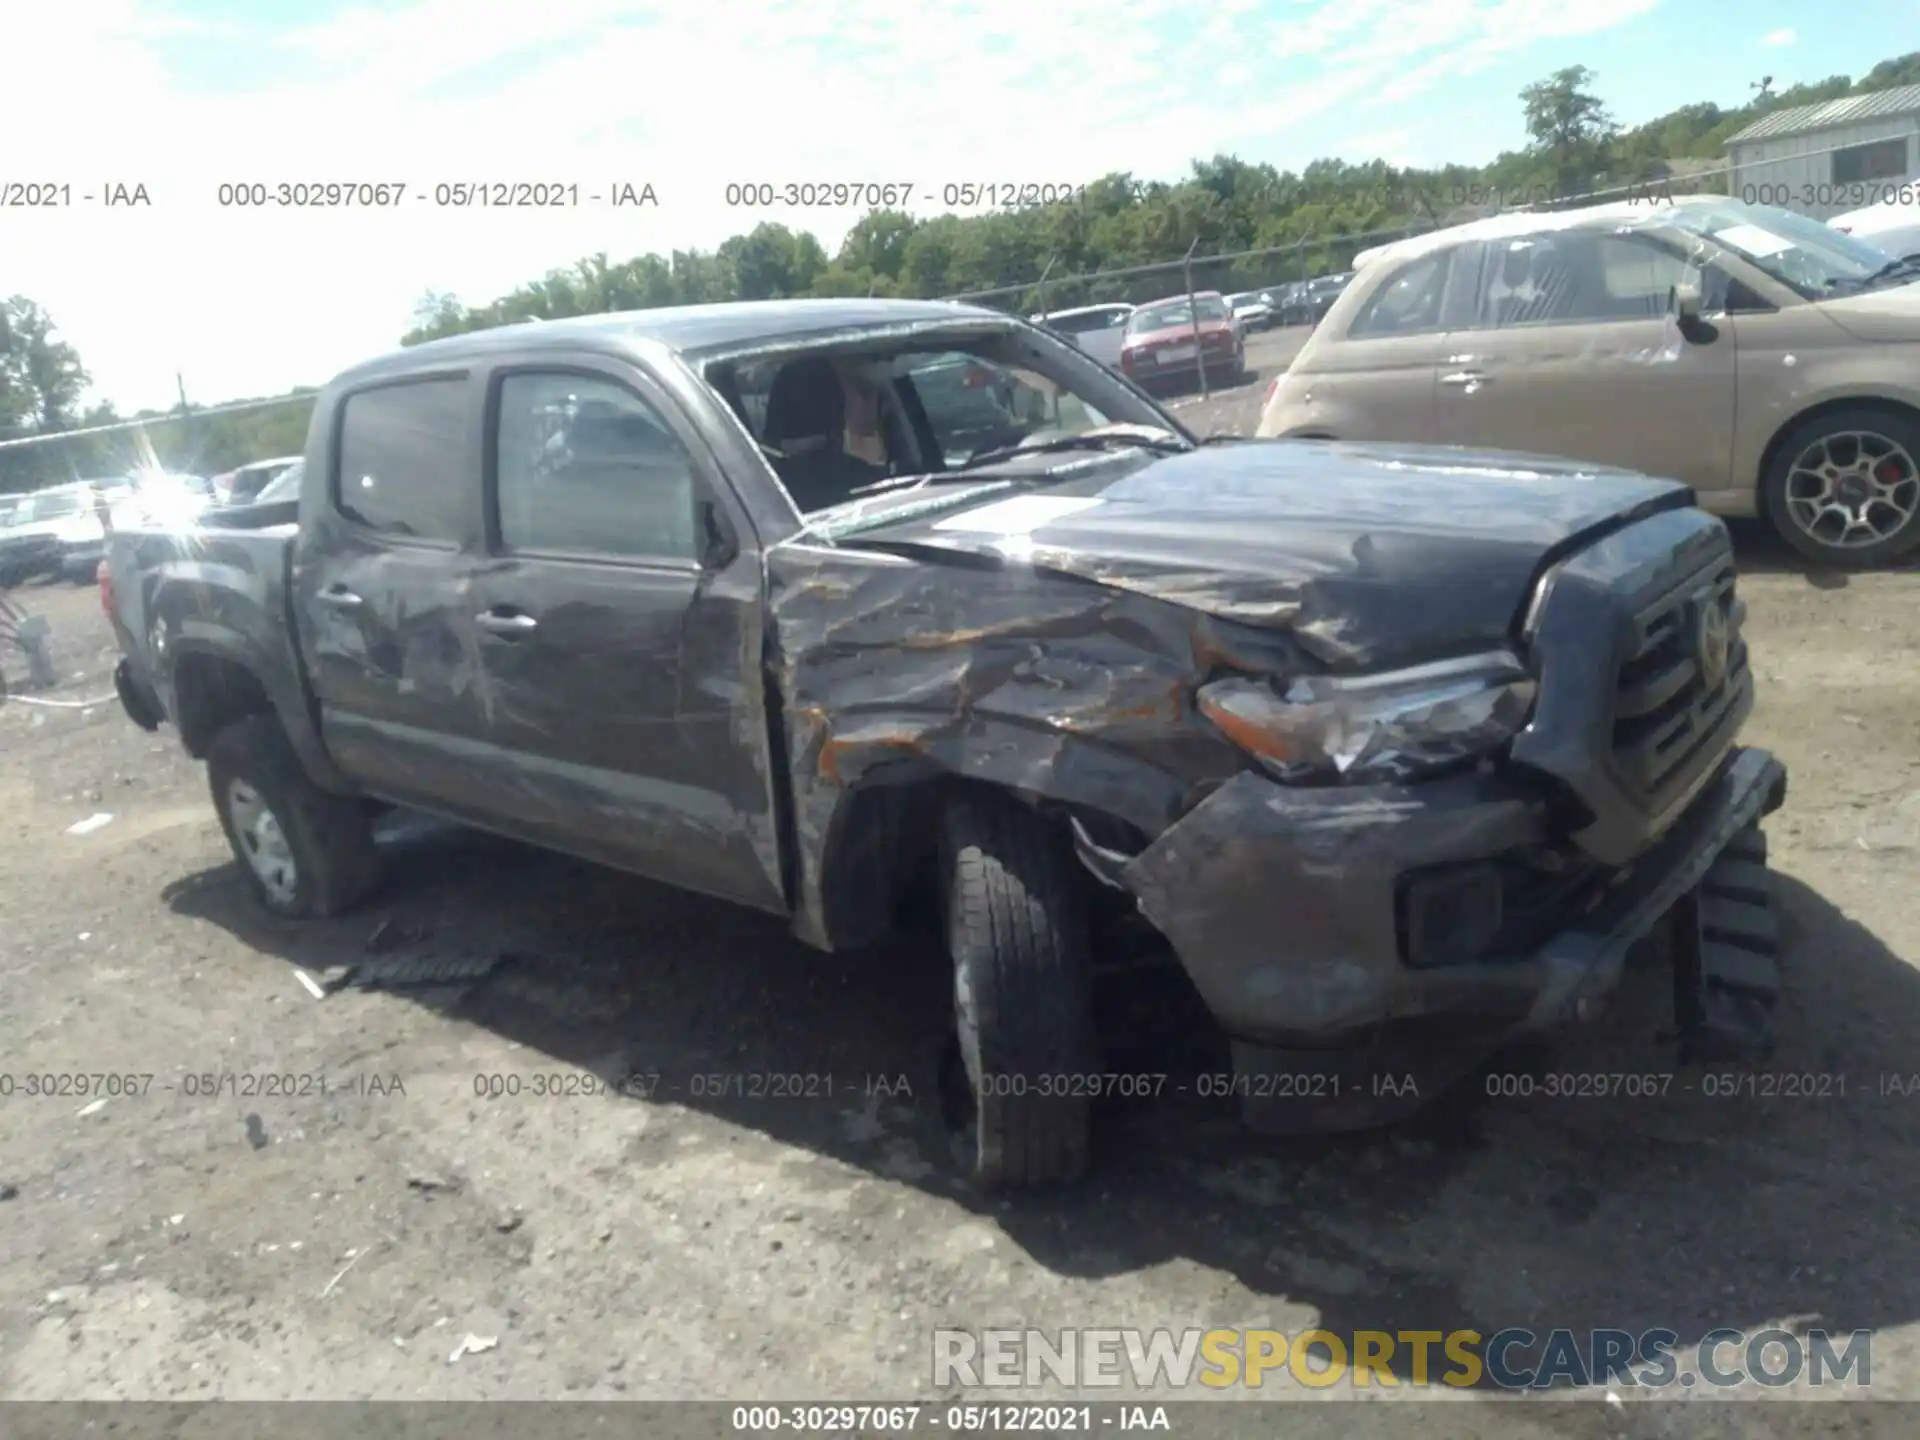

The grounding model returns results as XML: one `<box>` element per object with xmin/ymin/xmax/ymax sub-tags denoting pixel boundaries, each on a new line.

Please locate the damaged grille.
<box><xmin>1508</xmin><ymin>506</ymin><xmax>1753</xmax><ymax>870</ymax></box>
<box><xmin>1609</xmin><ymin>560</ymin><xmax>1747</xmax><ymax>798</ymax></box>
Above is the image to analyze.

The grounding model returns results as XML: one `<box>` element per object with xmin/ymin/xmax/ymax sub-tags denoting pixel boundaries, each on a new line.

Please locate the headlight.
<box><xmin>1197</xmin><ymin>651</ymin><xmax>1536</xmax><ymax>784</ymax></box>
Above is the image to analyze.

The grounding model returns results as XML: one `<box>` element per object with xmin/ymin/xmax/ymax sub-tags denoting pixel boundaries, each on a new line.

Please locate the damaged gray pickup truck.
<box><xmin>105</xmin><ymin>298</ymin><xmax>1789</xmax><ymax>1188</ymax></box>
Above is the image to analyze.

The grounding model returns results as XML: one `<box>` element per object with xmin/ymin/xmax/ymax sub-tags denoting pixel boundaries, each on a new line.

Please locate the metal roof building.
<box><xmin>1725</xmin><ymin>84</ymin><xmax>1920</xmax><ymax>220</ymax></box>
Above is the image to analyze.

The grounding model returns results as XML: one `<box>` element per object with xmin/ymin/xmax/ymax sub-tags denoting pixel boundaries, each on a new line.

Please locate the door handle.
<box><xmin>1439</xmin><ymin>370</ymin><xmax>1491</xmax><ymax>387</ymax></box>
<box><xmin>316</xmin><ymin>587</ymin><xmax>363</xmax><ymax>610</ymax></box>
<box><xmin>475</xmin><ymin>609</ymin><xmax>537</xmax><ymax>636</ymax></box>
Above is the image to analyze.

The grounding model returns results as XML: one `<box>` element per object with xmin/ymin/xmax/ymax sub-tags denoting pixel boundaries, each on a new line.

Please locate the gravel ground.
<box><xmin>3</xmin><ymin>352</ymin><xmax>1919</xmax><ymax>1430</ymax></box>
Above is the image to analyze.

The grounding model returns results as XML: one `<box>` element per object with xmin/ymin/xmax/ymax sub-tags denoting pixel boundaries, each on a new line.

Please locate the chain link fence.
<box><xmin>937</xmin><ymin>218</ymin><xmax>1445</xmax><ymax>322</ymax></box>
<box><xmin>930</xmin><ymin>154</ymin><xmax>1779</xmax><ymax>319</ymax></box>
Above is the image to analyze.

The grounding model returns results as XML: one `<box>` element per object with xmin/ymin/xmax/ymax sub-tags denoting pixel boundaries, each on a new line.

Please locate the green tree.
<box><xmin>1520</xmin><ymin>65</ymin><xmax>1619</xmax><ymax>198</ymax></box>
<box><xmin>0</xmin><ymin>298</ymin><xmax>92</xmax><ymax>491</ymax></box>
<box><xmin>717</xmin><ymin>223</ymin><xmax>829</xmax><ymax>300</ymax></box>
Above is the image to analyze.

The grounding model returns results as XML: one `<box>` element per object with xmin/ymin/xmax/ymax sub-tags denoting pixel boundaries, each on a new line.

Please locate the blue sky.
<box><xmin>4</xmin><ymin>0</ymin><xmax>1913</xmax><ymax>412</ymax></box>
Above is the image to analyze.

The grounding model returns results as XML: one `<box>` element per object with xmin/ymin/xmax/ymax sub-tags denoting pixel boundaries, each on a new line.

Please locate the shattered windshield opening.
<box><xmin>705</xmin><ymin>328</ymin><xmax>1186</xmax><ymax>525</ymax></box>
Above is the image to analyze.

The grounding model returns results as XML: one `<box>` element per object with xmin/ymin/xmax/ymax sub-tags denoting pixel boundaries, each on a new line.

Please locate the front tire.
<box><xmin>938</xmin><ymin>789</ymin><xmax>1097</xmax><ymax>1189</ymax></box>
<box><xmin>1762</xmin><ymin>408</ymin><xmax>1920</xmax><ymax>568</ymax></box>
<box><xmin>207</xmin><ymin>714</ymin><xmax>381</xmax><ymax>918</ymax></box>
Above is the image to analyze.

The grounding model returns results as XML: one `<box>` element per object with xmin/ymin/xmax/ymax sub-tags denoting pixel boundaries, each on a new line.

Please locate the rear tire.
<box><xmin>1761</xmin><ymin>408</ymin><xmax>1920</xmax><ymax>568</ymax></box>
<box><xmin>207</xmin><ymin>714</ymin><xmax>381</xmax><ymax>919</ymax></box>
<box><xmin>938</xmin><ymin>789</ymin><xmax>1097</xmax><ymax>1189</ymax></box>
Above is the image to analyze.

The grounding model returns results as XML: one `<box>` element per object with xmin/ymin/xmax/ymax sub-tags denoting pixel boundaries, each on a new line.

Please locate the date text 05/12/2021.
<box><xmin>212</xmin><ymin>181</ymin><xmax>659</xmax><ymax>208</ymax></box>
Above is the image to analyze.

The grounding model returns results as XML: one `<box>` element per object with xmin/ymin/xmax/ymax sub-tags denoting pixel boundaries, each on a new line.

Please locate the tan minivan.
<box><xmin>1256</xmin><ymin>195</ymin><xmax>1920</xmax><ymax>566</ymax></box>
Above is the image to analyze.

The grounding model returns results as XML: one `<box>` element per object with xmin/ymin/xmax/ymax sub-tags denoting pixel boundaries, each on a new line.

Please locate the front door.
<box><xmin>1432</xmin><ymin>229</ymin><xmax>1738</xmax><ymax>491</ymax></box>
<box><xmin>465</xmin><ymin>358</ymin><xmax>783</xmax><ymax>913</ymax></box>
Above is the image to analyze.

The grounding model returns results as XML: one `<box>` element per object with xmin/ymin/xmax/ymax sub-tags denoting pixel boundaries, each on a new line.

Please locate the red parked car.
<box><xmin>1117</xmin><ymin>292</ymin><xmax>1244</xmax><ymax>390</ymax></box>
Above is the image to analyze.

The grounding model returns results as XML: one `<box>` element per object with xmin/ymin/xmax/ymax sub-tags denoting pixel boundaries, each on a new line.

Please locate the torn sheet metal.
<box><xmin>764</xmin><ymin>541</ymin><xmax>1285</xmax><ymax>947</ymax></box>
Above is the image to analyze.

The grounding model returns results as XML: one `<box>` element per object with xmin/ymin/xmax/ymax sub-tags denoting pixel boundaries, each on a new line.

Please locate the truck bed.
<box><xmin>106</xmin><ymin>517</ymin><xmax>303</xmax><ymax>741</ymax></box>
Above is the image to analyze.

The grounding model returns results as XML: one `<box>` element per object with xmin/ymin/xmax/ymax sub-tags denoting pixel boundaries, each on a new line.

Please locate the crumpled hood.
<box><xmin>848</xmin><ymin>440</ymin><xmax>1693</xmax><ymax>668</ymax></box>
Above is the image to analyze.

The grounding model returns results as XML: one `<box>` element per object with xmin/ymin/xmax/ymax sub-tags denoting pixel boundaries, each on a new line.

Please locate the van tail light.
<box><xmin>98</xmin><ymin>560</ymin><xmax>114</xmax><ymax>621</ymax></box>
<box><xmin>1263</xmin><ymin>377</ymin><xmax>1280</xmax><ymax>407</ymax></box>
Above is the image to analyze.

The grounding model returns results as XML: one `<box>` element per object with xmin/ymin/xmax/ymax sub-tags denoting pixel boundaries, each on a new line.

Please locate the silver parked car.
<box><xmin>1029</xmin><ymin>303</ymin><xmax>1134</xmax><ymax>368</ymax></box>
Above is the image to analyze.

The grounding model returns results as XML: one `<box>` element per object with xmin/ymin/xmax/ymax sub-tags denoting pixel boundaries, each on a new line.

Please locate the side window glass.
<box><xmin>1474</xmin><ymin>232</ymin><xmax>1691</xmax><ymax>328</ymax></box>
<box><xmin>494</xmin><ymin>373</ymin><xmax>699</xmax><ymax>561</ymax></box>
<box><xmin>1347</xmin><ymin>252</ymin><xmax>1449</xmax><ymax>337</ymax></box>
<box><xmin>1594</xmin><ymin>235</ymin><xmax>1692</xmax><ymax>319</ymax></box>
<box><xmin>336</xmin><ymin>378</ymin><xmax>468</xmax><ymax>539</ymax></box>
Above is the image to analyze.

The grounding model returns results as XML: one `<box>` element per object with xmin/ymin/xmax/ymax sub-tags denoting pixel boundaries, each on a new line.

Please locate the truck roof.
<box><xmin>338</xmin><ymin>298</ymin><xmax>1011</xmax><ymax>387</ymax></box>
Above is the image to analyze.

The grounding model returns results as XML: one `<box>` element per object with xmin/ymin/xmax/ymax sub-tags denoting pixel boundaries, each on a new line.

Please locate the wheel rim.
<box><xmin>226</xmin><ymin>779</ymin><xmax>298</xmax><ymax>904</ymax></box>
<box><xmin>1782</xmin><ymin>430</ymin><xmax>1920</xmax><ymax>550</ymax></box>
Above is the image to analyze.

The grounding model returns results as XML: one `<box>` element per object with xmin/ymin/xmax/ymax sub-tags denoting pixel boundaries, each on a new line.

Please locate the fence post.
<box><xmin>1181</xmin><ymin>236</ymin><xmax>1208</xmax><ymax>400</ymax></box>
<box><xmin>1033</xmin><ymin>254</ymin><xmax>1056</xmax><ymax>321</ymax></box>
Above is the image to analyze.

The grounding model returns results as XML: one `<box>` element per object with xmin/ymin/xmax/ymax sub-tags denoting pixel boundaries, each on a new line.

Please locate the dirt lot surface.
<box><xmin>3</xmin><ymin>364</ymin><xmax>1919</xmax><ymax>1432</ymax></box>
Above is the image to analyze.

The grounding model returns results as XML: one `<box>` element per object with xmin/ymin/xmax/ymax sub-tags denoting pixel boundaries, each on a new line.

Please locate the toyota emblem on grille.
<box><xmin>1693</xmin><ymin>593</ymin><xmax>1730</xmax><ymax>689</ymax></box>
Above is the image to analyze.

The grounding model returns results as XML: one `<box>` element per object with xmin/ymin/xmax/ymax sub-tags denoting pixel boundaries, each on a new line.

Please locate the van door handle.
<box><xmin>476</xmin><ymin>609</ymin><xmax>537</xmax><ymax>636</ymax></box>
<box><xmin>316</xmin><ymin>587</ymin><xmax>363</xmax><ymax>609</ymax></box>
<box><xmin>1439</xmin><ymin>370</ymin><xmax>1491</xmax><ymax>387</ymax></box>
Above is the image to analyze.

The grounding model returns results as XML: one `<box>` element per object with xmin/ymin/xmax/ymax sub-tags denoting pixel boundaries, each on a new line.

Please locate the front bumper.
<box><xmin>1121</xmin><ymin>745</ymin><xmax>1787</xmax><ymax>1131</ymax></box>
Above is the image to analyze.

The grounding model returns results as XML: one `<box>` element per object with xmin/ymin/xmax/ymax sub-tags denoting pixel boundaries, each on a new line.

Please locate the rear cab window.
<box><xmin>335</xmin><ymin>378</ymin><xmax>468</xmax><ymax>541</ymax></box>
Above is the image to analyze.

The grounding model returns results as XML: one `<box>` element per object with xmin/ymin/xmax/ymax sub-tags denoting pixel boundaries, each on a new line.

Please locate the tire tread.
<box><xmin>207</xmin><ymin>714</ymin><xmax>380</xmax><ymax>919</ymax></box>
<box><xmin>942</xmin><ymin>790</ymin><xmax>1095</xmax><ymax>1188</ymax></box>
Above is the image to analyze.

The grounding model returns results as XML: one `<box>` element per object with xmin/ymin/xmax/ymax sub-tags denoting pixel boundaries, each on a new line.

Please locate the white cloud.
<box><xmin>3</xmin><ymin>0</ymin><xmax>1664</xmax><ymax>412</ymax></box>
<box><xmin>1761</xmin><ymin>26</ymin><xmax>1797</xmax><ymax>46</ymax></box>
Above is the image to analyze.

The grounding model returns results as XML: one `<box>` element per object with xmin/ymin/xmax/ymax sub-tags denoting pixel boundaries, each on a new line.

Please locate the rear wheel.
<box><xmin>938</xmin><ymin>789</ymin><xmax>1097</xmax><ymax>1188</ymax></box>
<box><xmin>1762</xmin><ymin>408</ymin><xmax>1920</xmax><ymax>567</ymax></box>
<box><xmin>207</xmin><ymin>714</ymin><xmax>381</xmax><ymax>919</ymax></box>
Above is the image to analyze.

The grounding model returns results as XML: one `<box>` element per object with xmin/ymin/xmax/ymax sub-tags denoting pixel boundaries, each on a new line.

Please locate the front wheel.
<box><xmin>207</xmin><ymin>714</ymin><xmax>381</xmax><ymax>918</ymax></box>
<box><xmin>1762</xmin><ymin>409</ymin><xmax>1920</xmax><ymax>568</ymax></box>
<box><xmin>938</xmin><ymin>789</ymin><xmax>1097</xmax><ymax>1189</ymax></box>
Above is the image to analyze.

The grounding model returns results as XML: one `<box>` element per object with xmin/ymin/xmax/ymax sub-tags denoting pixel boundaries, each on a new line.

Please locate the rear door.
<box><xmin>1280</xmin><ymin>246</ymin><xmax>1462</xmax><ymax>439</ymax></box>
<box><xmin>1432</xmin><ymin>229</ymin><xmax>1738</xmax><ymax>490</ymax></box>
<box><xmin>463</xmin><ymin>355</ymin><xmax>784</xmax><ymax>912</ymax></box>
<box><xmin>291</xmin><ymin>372</ymin><xmax>491</xmax><ymax>814</ymax></box>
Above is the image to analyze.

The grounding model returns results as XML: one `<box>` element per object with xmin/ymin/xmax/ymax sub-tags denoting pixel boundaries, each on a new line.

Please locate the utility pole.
<box><xmin>1181</xmin><ymin>236</ymin><xmax>1208</xmax><ymax>400</ymax></box>
<box><xmin>174</xmin><ymin>374</ymin><xmax>192</xmax><ymax>474</ymax></box>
